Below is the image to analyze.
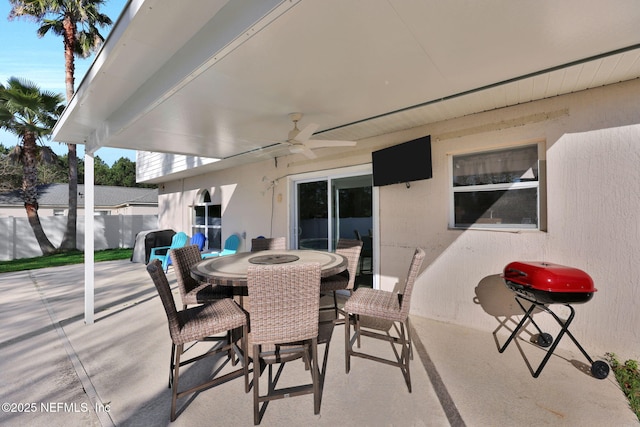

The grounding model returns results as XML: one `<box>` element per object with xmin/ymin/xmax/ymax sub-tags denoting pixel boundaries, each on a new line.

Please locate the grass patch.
<box><xmin>606</xmin><ymin>353</ymin><xmax>640</xmax><ymax>422</ymax></box>
<box><xmin>0</xmin><ymin>248</ymin><xmax>133</xmax><ymax>273</ymax></box>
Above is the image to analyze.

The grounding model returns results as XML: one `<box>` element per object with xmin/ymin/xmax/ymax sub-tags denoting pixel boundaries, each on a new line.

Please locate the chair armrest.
<box><xmin>201</xmin><ymin>251</ymin><xmax>220</xmax><ymax>258</ymax></box>
<box><xmin>150</xmin><ymin>246</ymin><xmax>170</xmax><ymax>257</ymax></box>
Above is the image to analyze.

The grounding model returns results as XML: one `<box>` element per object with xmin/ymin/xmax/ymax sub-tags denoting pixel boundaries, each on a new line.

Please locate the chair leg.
<box><xmin>344</xmin><ymin>315</ymin><xmax>413</xmax><ymax>393</ymax></box>
<box><xmin>400</xmin><ymin>321</ymin><xmax>412</xmax><ymax>392</ymax></box>
<box><xmin>228</xmin><ymin>330</ymin><xmax>237</xmax><ymax>365</ymax></box>
<box><xmin>332</xmin><ymin>291</ymin><xmax>339</xmax><ymax>319</ymax></box>
<box><xmin>253</xmin><ymin>344</ymin><xmax>261</xmax><ymax>425</ymax></box>
<box><xmin>332</xmin><ymin>290</ymin><xmax>352</xmax><ymax>325</ymax></box>
<box><xmin>168</xmin><ymin>343</ymin><xmax>176</xmax><ymax>388</ymax></box>
<box><xmin>170</xmin><ymin>344</ymin><xmax>183</xmax><ymax>422</ymax></box>
<box><xmin>406</xmin><ymin>316</ymin><xmax>414</xmax><ymax>360</ymax></box>
<box><xmin>242</xmin><ymin>324</ymin><xmax>250</xmax><ymax>393</ymax></box>
<box><xmin>168</xmin><ymin>333</ymin><xmax>248</xmax><ymax>421</ymax></box>
<box><xmin>344</xmin><ymin>313</ymin><xmax>351</xmax><ymax>373</ymax></box>
<box><xmin>303</xmin><ymin>344</ymin><xmax>311</xmax><ymax>371</ymax></box>
<box><xmin>312</xmin><ymin>337</ymin><xmax>320</xmax><ymax>414</ymax></box>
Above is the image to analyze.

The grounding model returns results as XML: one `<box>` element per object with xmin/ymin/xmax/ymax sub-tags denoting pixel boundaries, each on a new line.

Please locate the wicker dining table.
<box><xmin>191</xmin><ymin>249</ymin><xmax>346</xmax><ymax>354</ymax></box>
<box><xmin>190</xmin><ymin>249</ymin><xmax>348</xmax><ymax>288</ymax></box>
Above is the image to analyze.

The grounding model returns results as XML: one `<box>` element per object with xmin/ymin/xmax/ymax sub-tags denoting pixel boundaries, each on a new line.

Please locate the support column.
<box><xmin>84</xmin><ymin>152</ymin><xmax>95</xmax><ymax>324</ymax></box>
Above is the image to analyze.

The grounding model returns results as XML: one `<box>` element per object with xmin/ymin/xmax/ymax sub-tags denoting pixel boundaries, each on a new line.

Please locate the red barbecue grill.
<box><xmin>498</xmin><ymin>261</ymin><xmax>609</xmax><ymax>379</ymax></box>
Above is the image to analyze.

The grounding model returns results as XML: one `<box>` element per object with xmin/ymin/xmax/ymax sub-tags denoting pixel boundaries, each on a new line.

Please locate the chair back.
<box><xmin>190</xmin><ymin>233</ymin><xmax>206</xmax><ymax>251</ymax></box>
<box><xmin>171</xmin><ymin>232</ymin><xmax>189</xmax><ymax>248</ymax></box>
<box><xmin>397</xmin><ymin>248</ymin><xmax>426</xmax><ymax>318</ymax></box>
<box><xmin>247</xmin><ymin>263</ymin><xmax>321</xmax><ymax>345</ymax></box>
<box><xmin>250</xmin><ymin>236</ymin><xmax>286</xmax><ymax>252</ymax></box>
<box><xmin>164</xmin><ymin>232</ymin><xmax>190</xmax><ymax>270</ymax></box>
<box><xmin>335</xmin><ymin>238</ymin><xmax>363</xmax><ymax>291</ymax></box>
<box><xmin>220</xmin><ymin>234</ymin><xmax>241</xmax><ymax>255</ymax></box>
<box><xmin>146</xmin><ymin>259</ymin><xmax>180</xmax><ymax>341</ymax></box>
<box><xmin>170</xmin><ymin>245</ymin><xmax>203</xmax><ymax>299</ymax></box>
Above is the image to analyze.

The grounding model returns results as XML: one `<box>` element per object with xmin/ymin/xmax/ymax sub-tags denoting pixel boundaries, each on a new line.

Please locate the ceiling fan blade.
<box><xmin>290</xmin><ymin>145</ymin><xmax>317</xmax><ymax>159</ymax></box>
<box><xmin>304</xmin><ymin>139</ymin><xmax>357</xmax><ymax>148</ymax></box>
<box><xmin>288</xmin><ymin>143</ymin><xmax>317</xmax><ymax>159</ymax></box>
<box><xmin>292</xmin><ymin>123</ymin><xmax>319</xmax><ymax>142</ymax></box>
<box><xmin>301</xmin><ymin>145</ymin><xmax>317</xmax><ymax>159</ymax></box>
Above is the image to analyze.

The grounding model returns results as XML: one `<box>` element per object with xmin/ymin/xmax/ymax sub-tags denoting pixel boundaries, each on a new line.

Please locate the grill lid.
<box><xmin>503</xmin><ymin>261</ymin><xmax>596</xmax><ymax>293</ymax></box>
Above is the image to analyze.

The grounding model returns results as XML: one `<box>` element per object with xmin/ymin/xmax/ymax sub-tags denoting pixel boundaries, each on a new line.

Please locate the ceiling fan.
<box><xmin>282</xmin><ymin>112</ymin><xmax>356</xmax><ymax>159</ymax></box>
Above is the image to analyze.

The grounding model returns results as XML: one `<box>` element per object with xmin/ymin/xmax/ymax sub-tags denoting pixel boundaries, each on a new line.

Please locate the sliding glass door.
<box><xmin>297</xmin><ymin>180</ymin><xmax>329</xmax><ymax>250</ymax></box>
<box><xmin>294</xmin><ymin>171</ymin><xmax>374</xmax><ymax>286</ymax></box>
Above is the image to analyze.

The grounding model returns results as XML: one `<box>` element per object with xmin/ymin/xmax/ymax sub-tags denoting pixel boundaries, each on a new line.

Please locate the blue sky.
<box><xmin>0</xmin><ymin>0</ymin><xmax>134</xmax><ymax>166</ymax></box>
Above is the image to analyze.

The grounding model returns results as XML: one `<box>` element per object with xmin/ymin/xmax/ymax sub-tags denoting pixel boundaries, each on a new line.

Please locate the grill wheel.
<box><xmin>536</xmin><ymin>333</ymin><xmax>553</xmax><ymax>348</ymax></box>
<box><xmin>591</xmin><ymin>360</ymin><xmax>610</xmax><ymax>379</ymax></box>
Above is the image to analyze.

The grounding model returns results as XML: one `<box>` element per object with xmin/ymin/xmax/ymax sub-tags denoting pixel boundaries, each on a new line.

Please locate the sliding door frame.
<box><xmin>289</xmin><ymin>164</ymin><xmax>379</xmax><ymax>289</ymax></box>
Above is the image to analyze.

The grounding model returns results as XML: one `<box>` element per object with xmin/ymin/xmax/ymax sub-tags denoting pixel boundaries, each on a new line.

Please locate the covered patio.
<box><xmin>0</xmin><ymin>260</ymin><xmax>635</xmax><ymax>426</ymax></box>
<box><xmin>40</xmin><ymin>1</ymin><xmax>640</xmax><ymax>423</ymax></box>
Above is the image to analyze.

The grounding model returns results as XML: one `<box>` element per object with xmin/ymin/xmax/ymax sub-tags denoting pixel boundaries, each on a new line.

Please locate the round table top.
<box><xmin>190</xmin><ymin>249</ymin><xmax>347</xmax><ymax>286</ymax></box>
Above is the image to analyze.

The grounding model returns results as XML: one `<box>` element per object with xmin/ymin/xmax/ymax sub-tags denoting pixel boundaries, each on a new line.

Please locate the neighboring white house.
<box><xmin>0</xmin><ymin>184</ymin><xmax>158</xmax><ymax>217</ymax></box>
<box><xmin>51</xmin><ymin>1</ymin><xmax>640</xmax><ymax>361</ymax></box>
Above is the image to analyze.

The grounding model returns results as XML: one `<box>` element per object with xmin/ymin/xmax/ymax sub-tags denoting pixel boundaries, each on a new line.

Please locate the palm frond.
<box><xmin>0</xmin><ymin>76</ymin><xmax>65</xmax><ymax>142</ymax></box>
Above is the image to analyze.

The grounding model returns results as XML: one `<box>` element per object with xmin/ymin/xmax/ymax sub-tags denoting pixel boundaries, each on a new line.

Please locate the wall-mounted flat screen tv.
<box><xmin>372</xmin><ymin>135</ymin><xmax>432</xmax><ymax>187</ymax></box>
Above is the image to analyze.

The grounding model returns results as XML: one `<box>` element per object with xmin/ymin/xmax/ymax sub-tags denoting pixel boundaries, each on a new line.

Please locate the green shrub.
<box><xmin>606</xmin><ymin>352</ymin><xmax>640</xmax><ymax>422</ymax></box>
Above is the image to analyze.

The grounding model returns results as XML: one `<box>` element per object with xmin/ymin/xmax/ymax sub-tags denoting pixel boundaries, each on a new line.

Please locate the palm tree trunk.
<box><xmin>60</xmin><ymin>16</ymin><xmax>79</xmax><ymax>251</ymax></box>
<box><xmin>22</xmin><ymin>131</ymin><xmax>56</xmax><ymax>255</ymax></box>
<box><xmin>60</xmin><ymin>143</ymin><xmax>78</xmax><ymax>250</ymax></box>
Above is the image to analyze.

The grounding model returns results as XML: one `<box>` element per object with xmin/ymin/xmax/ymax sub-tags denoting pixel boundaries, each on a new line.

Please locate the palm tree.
<box><xmin>9</xmin><ymin>0</ymin><xmax>113</xmax><ymax>251</ymax></box>
<box><xmin>0</xmin><ymin>77</ymin><xmax>65</xmax><ymax>255</ymax></box>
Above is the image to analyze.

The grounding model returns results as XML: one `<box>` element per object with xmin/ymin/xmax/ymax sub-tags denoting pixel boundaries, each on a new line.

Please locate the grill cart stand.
<box><xmin>499</xmin><ymin>295</ymin><xmax>609</xmax><ymax>379</ymax></box>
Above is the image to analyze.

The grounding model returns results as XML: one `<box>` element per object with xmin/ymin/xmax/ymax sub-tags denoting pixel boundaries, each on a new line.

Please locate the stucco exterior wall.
<box><xmin>157</xmin><ymin>161</ymin><xmax>290</xmax><ymax>252</ymax></box>
<box><xmin>157</xmin><ymin>78</ymin><xmax>640</xmax><ymax>360</ymax></box>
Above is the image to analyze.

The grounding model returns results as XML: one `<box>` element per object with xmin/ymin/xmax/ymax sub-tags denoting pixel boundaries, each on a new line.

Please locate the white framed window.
<box><xmin>449</xmin><ymin>143</ymin><xmax>545</xmax><ymax>230</ymax></box>
<box><xmin>192</xmin><ymin>190</ymin><xmax>221</xmax><ymax>250</ymax></box>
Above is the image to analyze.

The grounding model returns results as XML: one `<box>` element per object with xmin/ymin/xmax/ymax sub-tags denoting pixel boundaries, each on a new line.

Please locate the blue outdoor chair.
<box><xmin>201</xmin><ymin>234</ymin><xmax>241</xmax><ymax>258</ymax></box>
<box><xmin>190</xmin><ymin>232</ymin><xmax>207</xmax><ymax>251</ymax></box>
<box><xmin>149</xmin><ymin>232</ymin><xmax>189</xmax><ymax>271</ymax></box>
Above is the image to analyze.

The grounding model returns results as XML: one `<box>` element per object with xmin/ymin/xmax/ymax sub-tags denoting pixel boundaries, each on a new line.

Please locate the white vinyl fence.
<box><xmin>0</xmin><ymin>215</ymin><xmax>158</xmax><ymax>261</ymax></box>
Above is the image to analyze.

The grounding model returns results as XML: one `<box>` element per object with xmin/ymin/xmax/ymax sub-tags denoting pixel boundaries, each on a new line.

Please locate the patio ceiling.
<box><xmin>52</xmin><ymin>0</ymin><xmax>640</xmax><ymax>170</ymax></box>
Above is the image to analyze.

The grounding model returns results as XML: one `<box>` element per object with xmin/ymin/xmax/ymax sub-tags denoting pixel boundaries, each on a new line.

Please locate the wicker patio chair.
<box><xmin>344</xmin><ymin>247</ymin><xmax>425</xmax><ymax>392</ymax></box>
<box><xmin>250</xmin><ymin>236</ymin><xmax>287</xmax><ymax>252</ymax></box>
<box><xmin>247</xmin><ymin>263</ymin><xmax>322</xmax><ymax>425</ymax></box>
<box><xmin>147</xmin><ymin>260</ymin><xmax>249</xmax><ymax>421</ymax></box>
<box><xmin>320</xmin><ymin>238</ymin><xmax>363</xmax><ymax>321</ymax></box>
<box><xmin>354</xmin><ymin>229</ymin><xmax>373</xmax><ymax>273</ymax></box>
<box><xmin>170</xmin><ymin>245</ymin><xmax>233</xmax><ymax>309</ymax></box>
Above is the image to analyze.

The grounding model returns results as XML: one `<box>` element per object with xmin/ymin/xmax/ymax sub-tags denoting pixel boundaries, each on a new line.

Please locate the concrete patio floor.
<box><xmin>0</xmin><ymin>260</ymin><xmax>637</xmax><ymax>426</ymax></box>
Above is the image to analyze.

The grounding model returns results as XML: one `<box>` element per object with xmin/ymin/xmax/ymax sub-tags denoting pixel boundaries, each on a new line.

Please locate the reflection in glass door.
<box><xmin>332</xmin><ymin>175</ymin><xmax>373</xmax><ymax>275</ymax></box>
<box><xmin>297</xmin><ymin>181</ymin><xmax>329</xmax><ymax>250</ymax></box>
<box><xmin>295</xmin><ymin>174</ymin><xmax>373</xmax><ymax>285</ymax></box>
